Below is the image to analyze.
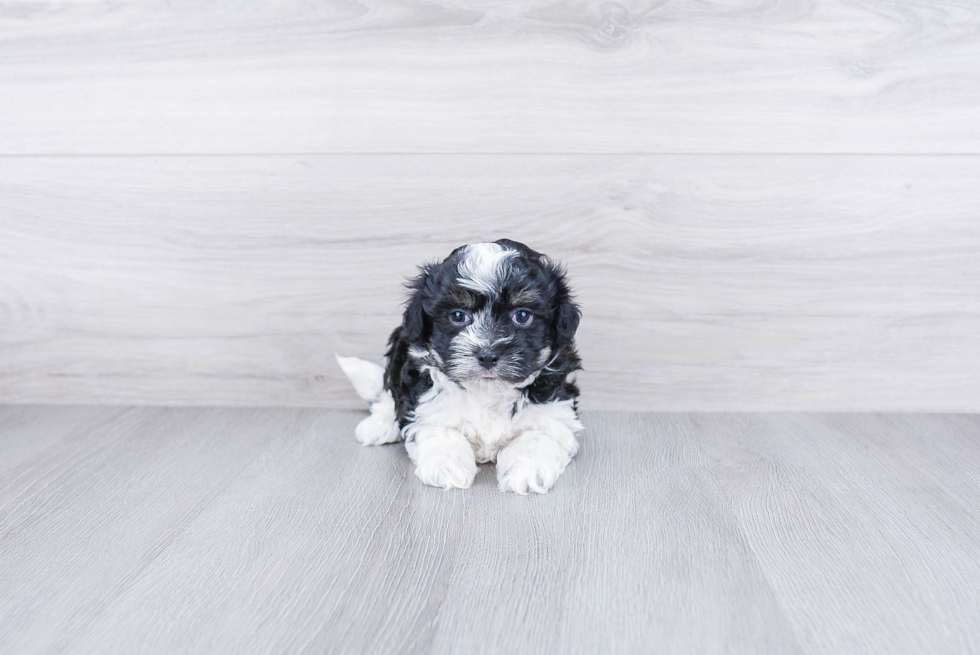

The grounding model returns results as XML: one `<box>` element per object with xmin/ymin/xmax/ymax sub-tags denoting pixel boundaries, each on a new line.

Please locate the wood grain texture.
<box><xmin>2</xmin><ymin>407</ymin><xmax>979</xmax><ymax>654</ymax></box>
<box><xmin>694</xmin><ymin>413</ymin><xmax>980</xmax><ymax>654</ymax></box>
<box><xmin>0</xmin><ymin>407</ymin><xmax>288</xmax><ymax>653</ymax></box>
<box><xmin>2</xmin><ymin>155</ymin><xmax>978</xmax><ymax>411</ymax></box>
<box><xmin>1</xmin><ymin>0</ymin><xmax>979</xmax><ymax>154</ymax></box>
<box><xmin>428</xmin><ymin>412</ymin><xmax>801</xmax><ymax>655</ymax></box>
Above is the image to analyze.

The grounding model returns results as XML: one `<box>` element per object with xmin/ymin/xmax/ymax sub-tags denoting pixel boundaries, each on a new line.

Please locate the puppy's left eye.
<box><xmin>512</xmin><ymin>309</ymin><xmax>533</xmax><ymax>326</ymax></box>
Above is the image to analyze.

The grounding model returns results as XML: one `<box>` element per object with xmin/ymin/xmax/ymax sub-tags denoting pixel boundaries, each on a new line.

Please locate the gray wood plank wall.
<box><xmin>1</xmin><ymin>1</ymin><xmax>978</xmax><ymax>410</ymax></box>
<box><xmin>2</xmin><ymin>0</ymin><xmax>979</xmax><ymax>154</ymax></box>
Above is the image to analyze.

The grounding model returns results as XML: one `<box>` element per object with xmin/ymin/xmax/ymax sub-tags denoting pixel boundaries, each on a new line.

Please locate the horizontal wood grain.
<box><xmin>0</xmin><ymin>0</ymin><xmax>978</xmax><ymax>154</ymax></box>
<box><xmin>694</xmin><ymin>412</ymin><xmax>980</xmax><ymax>654</ymax></box>
<box><xmin>2</xmin><ymin>407</ymin><xmax>979</xmax><ymax>653</ymax></box>
<box><xmin>1</xmin><ymin>155</ymin><xmax>978</xmax><ymax>410</ymax></box>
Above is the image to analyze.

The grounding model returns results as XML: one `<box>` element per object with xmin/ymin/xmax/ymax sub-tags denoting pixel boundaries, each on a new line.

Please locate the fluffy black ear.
<box><xmin>401</xmin><ymin>263</ymin><xmax>436</xmax><ymax>342</ymax></box>
<box><xmin>555</xmin><ymin>289</ymin><xmax>581</xmax><ymax>343</ymax></box>
<box><xmin>402</xmin><ymin>289</ymin><xmax>426</xmax><ymax>342</ymax></box>
<box><xmin>546</xmin><ymin>260</ymin><xmax>581</xmax><ymax>344</ymax></box>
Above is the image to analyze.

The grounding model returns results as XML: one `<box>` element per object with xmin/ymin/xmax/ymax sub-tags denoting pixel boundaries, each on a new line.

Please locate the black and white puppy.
<box><xmin>337</xmin><ymin>239</ymin><xmax>583</xmax><ymax>494</ymax></box>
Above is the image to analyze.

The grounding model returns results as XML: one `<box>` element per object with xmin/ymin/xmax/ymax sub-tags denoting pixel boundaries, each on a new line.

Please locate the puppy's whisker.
<box><xmin>539</xmin><ymin>347</ymin><xmax>563</xmax><ymax>373</ymax></box>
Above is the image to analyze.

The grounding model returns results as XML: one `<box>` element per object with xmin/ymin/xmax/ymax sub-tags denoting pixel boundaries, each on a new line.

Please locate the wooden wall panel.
<box><xmin>2</xmin><ymin>155</ymin><xmax>977</xmax><ymax>410</ymax></box>
<box><xmin>0</xmin><ymin>0</ymin><xmax>978</xmax><ymax>154</ymax></box>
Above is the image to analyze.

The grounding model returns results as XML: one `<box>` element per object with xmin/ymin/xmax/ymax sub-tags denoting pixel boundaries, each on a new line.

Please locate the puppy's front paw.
<box><xmin>415</xmin><ymin>453</ymin><xmax>477</xmax><ymax>490</ymax></box>
<box><xmin>355</xmin><ymin>412</ymin><xmax>400</xmax><ymax>446</ymax></box>
<box><xmin>497</xmin><ymin>458</ymin><xmax>561</xmax><ymax>495</ymax></box>
<box><xmin>496</xmin><ymin>432</ymin><xmax>572</xmax><ymax>494</ymax></box>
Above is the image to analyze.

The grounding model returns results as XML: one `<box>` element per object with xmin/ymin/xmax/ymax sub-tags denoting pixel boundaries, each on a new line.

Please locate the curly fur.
<box><xmin>339</xmin><ymin>239</ymin><xmax>583</xmax><ymax>494</ymax></box>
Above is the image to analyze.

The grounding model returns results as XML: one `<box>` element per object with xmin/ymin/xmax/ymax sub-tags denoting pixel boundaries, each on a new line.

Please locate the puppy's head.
<box><xmin>401</xmin><ymin>239</ymin><xmax>580</xmax><ymax>390</ymax></box>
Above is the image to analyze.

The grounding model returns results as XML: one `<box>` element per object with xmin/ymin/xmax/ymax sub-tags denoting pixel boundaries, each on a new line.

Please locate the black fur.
<box><xmin>384</xmin><ymin>240</ymin><xmax>582</xmax><ymax>431</ymax></box>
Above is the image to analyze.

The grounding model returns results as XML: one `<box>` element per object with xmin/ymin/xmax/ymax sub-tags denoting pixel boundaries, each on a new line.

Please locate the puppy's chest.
<box><xmin>415</xmin><ymin>380</ymin><xmax>528</xmax><ymax>463</ymax></box>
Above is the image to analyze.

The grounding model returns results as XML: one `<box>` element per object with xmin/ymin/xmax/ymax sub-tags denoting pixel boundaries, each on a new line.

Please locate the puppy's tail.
<box><xmin>336</xmin><ymin>355</ymin><xmax>386</xmax><ymax>405</ymax></box>
<box><xmin>335</xmin><ymin>355</ymin><xmax>401</xmax><ymax>445</ymax></box>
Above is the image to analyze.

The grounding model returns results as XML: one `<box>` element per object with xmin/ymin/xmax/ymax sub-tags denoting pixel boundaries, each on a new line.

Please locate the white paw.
<box><xmin>496</xmin><ymin>432</ymin><xmax>572</xmax><ymax>494</ymax></box>
<box><xmin>355</xmin><ymin>412</ymin><xmax>400</xmax><ymax>446</ymax></box>
<box><xmin>414</xmin><ymin>453</ymin><xmax>477</xmax><ymax>490</ymax></box>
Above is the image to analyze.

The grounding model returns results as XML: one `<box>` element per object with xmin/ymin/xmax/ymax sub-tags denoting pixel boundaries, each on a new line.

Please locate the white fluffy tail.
<box><xmin>336</xmin><ymin>355</ymin><xmax>401</xmax><ymax>445</ymax></box>
<box><xmin>335</xmin><ymin>355</ymin><xmax>386</xmax><ymax>404</ymax></box>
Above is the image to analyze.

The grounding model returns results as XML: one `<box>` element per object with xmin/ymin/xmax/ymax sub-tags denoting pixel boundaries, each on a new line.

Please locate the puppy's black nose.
<box><xmin>476</xmin><ymin>349</ymin><xmax>500</xmax><ymax>370</ymax></box>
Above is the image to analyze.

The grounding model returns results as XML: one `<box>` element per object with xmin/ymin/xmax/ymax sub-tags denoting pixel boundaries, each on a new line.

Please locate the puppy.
<box><xmin>337</xmin><ymin>239</ymin><xmax>583</xmax><ymax>494</ymax></box>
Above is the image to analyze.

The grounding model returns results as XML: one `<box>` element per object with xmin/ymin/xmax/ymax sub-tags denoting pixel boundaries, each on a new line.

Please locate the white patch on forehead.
<box><xmin>457</xmin><ymin>242</ymin><xmax>517</xmax><ymax>296</ymax></box>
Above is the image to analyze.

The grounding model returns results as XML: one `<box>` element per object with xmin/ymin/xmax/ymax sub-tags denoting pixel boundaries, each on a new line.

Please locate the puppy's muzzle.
<box><xmin>476</xmin><ymin>348</ymin><xmax>501</xmax><ymax>370</ymax></box>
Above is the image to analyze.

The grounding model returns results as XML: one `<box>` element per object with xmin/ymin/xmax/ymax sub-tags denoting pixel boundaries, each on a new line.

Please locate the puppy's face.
<box><xmin>403</xmin><ymin>240</ymin><xmax>580</xmax><ymax>390</ymax></box>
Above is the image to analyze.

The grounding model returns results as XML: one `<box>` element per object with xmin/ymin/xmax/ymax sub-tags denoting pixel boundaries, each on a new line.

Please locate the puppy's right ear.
<box><xmin>402</xmin><ymin>263</ymin><xmax>436</xmax><ymax>342</ymax></box>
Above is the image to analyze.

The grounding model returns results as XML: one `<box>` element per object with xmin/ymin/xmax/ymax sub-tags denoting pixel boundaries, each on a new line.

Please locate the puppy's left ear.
<box><xmin>555</xmin><ymin>290</ymin><xmax>581</xmax><ymax>343</ymax></box>
<box><xmin>546</xmin><ymin>261</ymin><xmax>581</xmax><ymax>344</ymax></box>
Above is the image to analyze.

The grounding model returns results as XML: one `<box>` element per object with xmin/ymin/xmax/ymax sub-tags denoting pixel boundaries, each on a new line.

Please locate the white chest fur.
<box><xmin>404</xmin><ymin>368</ymin><xmax>581</xmax><ymax>464</ymax></box>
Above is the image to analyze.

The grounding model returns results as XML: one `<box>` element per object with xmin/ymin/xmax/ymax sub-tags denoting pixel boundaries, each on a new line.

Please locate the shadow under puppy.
<box><xmin>338</xmin><ymin>239</ymin><xmax>583</xmax><ymax>494</ymax></box>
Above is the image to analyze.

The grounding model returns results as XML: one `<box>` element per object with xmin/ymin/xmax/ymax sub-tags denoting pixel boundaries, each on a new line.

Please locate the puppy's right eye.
<box><xmin>449</xmin><ymin>309</ymin><xmax>472</xmax><ymax>326</ymax></box>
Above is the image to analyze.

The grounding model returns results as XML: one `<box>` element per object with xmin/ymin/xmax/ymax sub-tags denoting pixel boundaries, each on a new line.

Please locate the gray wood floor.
<box><xmin>1</xmin><ymin>406</ymin><xmax>978</xmax><ymax>654</ymax></box>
